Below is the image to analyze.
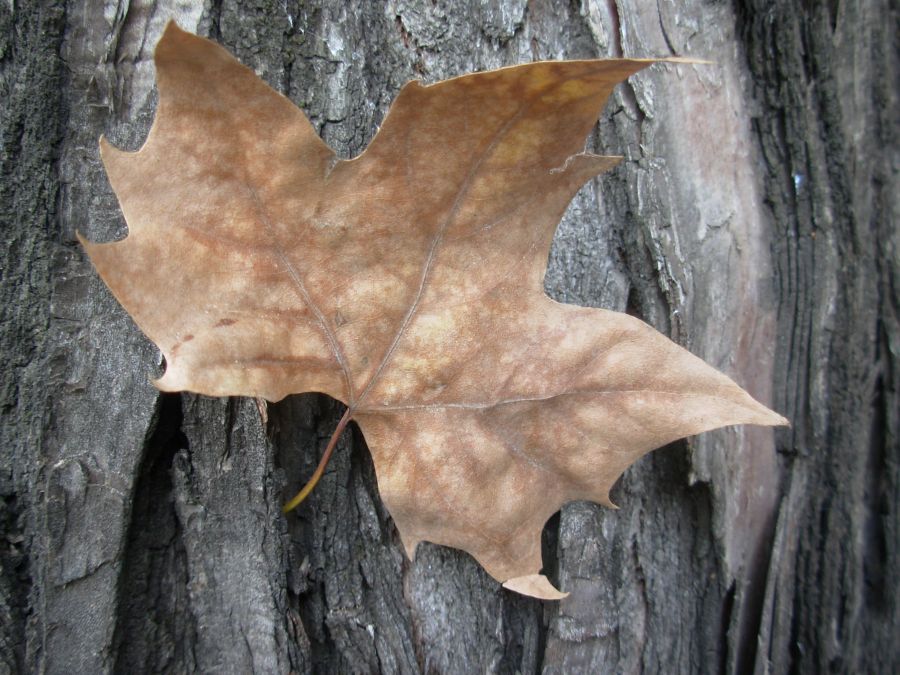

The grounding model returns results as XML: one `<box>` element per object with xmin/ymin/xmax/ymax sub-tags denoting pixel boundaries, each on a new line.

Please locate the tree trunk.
<box><xmin>1</xmin><ymin>1</ymin><xmax>895</xmax><ymax>673</ymax></box>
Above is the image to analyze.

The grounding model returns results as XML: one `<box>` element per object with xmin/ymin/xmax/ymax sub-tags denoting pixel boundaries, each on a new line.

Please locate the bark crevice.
<box><xmin>113</xmin><ymin>393</ymin><xmax>195</xmax><ymax>674</ymax></box>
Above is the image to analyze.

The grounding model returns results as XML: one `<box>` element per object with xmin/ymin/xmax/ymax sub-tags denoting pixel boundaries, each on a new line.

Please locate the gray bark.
<box><xmin>1</xmin><ymin>0</ymin><xmax>895</xmax><ymax>673</ymax></box>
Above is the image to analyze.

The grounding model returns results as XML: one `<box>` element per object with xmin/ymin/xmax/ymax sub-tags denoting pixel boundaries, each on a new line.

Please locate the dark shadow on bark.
<box><xmin>0</xmin><ymin>491</ymin><xmax>29</xmax><ymax>673</ymax></box>
<box><xmin>113</xmin><ymin>393</ymin><xmax>196</xmax><ymax>674</ymax></box>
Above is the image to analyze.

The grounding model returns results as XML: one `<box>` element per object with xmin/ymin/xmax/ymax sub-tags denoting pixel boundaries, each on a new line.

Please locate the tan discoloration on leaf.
<box><xmin>81</xmin><ymin>23</ymin><xmax>787</xmax><ymax>600</ymax></box>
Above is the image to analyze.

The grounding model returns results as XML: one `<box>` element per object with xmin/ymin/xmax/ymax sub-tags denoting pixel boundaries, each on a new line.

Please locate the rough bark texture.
<box><xmin>1</xmin><ymin>1</ymin><xmax>895</xmax><ymax>674</ymax></box>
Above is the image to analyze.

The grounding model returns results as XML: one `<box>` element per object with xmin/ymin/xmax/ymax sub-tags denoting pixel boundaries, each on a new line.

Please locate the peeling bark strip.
<box><xmin>1</xmin><ymin>1</ymin><xmax>896</xmax><ymax>674</ymax></box>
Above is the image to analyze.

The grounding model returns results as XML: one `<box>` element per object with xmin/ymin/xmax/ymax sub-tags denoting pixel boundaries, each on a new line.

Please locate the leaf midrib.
<box><xmin>357</xmin><ymin>388</ymin><xmax>755</xmax><ymax>415</ymax></box>
<box><xmin>350</xmin><ymin>101</ymin><xmax>531</xmax><ymax>411</ymax></box>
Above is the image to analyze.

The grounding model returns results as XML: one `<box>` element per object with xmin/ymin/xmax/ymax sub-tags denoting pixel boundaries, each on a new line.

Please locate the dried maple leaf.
<box><xmin>80</xmin><ymin>23</ymin><xmax>787</xmax><ymax>599</ymax></box>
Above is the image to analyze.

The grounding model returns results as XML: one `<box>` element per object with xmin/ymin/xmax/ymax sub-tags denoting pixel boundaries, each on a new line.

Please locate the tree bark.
<box><xmin>1</xmin><ymin>1</ymin><xmax>895</xmax><ymax>673</ymax></box>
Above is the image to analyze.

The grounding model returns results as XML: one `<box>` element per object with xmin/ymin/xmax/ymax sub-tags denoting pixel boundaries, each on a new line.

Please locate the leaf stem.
<box><xmin>282</xmin><ymin>407</ymin><xmax>353</xmax><ymax>513</ymax></box>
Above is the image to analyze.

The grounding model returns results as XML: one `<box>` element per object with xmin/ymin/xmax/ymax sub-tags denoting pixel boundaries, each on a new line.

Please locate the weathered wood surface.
<box><xmin>1</xmin><ymin>1</ymin><xmax>895</xmax><ymax>673</ymax></box>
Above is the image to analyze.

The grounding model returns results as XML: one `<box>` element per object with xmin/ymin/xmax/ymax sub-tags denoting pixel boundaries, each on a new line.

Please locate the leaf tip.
<box><xmin>151</xmin><ymin>369</ymin><xmax>181</xmax><ymax>393</ymax></box>
<box><xmin>75</xmin><ymin>228</ymin><xmax>118</xmax><ymax>257</ymax></box>
<box><xmin>98</xmin><ymin>134</ymin><xmax>135</xmax><ymax>180</ymax></box>
<box><xmin>722</xmin><ymin>380</ymin><xmax>790</xmax><ymax>429</ymax></box>
<box><xmin>768</xmin><ymin>411</ymin><xmax>791</xmax><ymax>428</ymax></box>
<box><xmin>98</xmin><ymin>133</ymin><xmax>117</xmax><ymax>157</ymax></box>
<box><xmin>156</xmin><ymin>19</ymin><xmax>207</xmax><ymax>67</ymax></box>
<box><xmin>744</xmin><ymin>399</ymin><xmax>790</xmax><ymax>428</ymax></box>
<box><xmin>502</xmin><ymin>574</ymin><xmax>568</xmax><ymax>600</ymax></box>
<box><xmin>662</xmin><ymin>56</ymin><xmax>716</xmax><ymax>66</ymax></box>
<box><xmin>160</xmin><ymin>18</ymin><xmax>188</xmax><ymax>43</ymax></box>
<box><xmin>402</xmin><ymin>537</ymin><xmax>421</xmax><ymax>561</ymax></box>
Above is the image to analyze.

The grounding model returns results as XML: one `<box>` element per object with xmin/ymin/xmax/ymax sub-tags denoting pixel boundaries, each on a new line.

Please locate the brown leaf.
<box><xmin>80</xmin><ymin>23</ymin><xmax>787</xmax><ymax>599</ymax></box>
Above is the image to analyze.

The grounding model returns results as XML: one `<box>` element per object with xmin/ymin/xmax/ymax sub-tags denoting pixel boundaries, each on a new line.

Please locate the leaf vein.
<box><xmin>245</xmin><ymin>184</ymin><xmax>355</xmax><ymax>401</ymax></box>
<box><xmin>354</xmin><ymin>103</ymin><xmax>532</xmax><ymax>409</ymax></box>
